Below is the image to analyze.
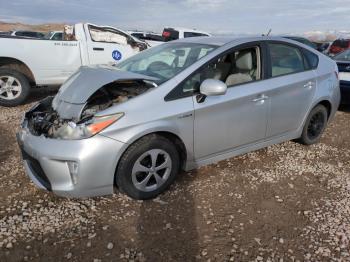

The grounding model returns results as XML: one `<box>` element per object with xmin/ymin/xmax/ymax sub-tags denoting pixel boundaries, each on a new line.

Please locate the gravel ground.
<box><xmin>0</xmin><ymin>88</ymin><xmax>349</xmax><ymax>262</ymax></box>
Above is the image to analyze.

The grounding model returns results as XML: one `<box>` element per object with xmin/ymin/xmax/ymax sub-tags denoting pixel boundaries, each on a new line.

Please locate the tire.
<box><xmin>0</xmin><ymin>68</ymin><xmax>31</xmax><ymax>107</ymax></box>
<box><xmin>297</xmin><ymin>104</ymin><xmax>328</xmax><ymax>145</ymax></box>
<box><xmin>116</xmin><ymin>134</ymin><xmax>180</xmax><ymax>200</ymax></box>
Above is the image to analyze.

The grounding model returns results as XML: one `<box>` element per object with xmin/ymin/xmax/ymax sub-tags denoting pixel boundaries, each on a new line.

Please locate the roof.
<box><xmin>174</xmin><ymin>36</ymin><xmax>261</xmax><ymax>46</ymax></box>
<box><xmin>174</xmin><ymin>35</ymin><xmax>317</xmax><ymax>50</ymax></box>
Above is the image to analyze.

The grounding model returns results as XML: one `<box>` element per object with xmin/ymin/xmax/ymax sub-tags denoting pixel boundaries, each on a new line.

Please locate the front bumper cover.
<box><xmin>17</xmin><ymin>119</ymin><xmax>128</xmax><ymax>198</ymax></box>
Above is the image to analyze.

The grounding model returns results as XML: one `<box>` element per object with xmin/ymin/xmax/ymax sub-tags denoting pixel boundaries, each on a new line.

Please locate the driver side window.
<box><xmin>181</xmin><ymin>46</ymin><xmax>261</xmax><ymax>94</ymax></box>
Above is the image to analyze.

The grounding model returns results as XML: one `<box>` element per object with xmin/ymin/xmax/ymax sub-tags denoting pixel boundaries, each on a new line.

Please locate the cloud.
<box><xmin>184</xmin><ymin>0</ymin><xmax>229</xmax><ymax>9</ymax></box>
<box><xmin>0</xmin><ymin>0</ymin><xmax>349</xmax><ymax>34</ymax></box>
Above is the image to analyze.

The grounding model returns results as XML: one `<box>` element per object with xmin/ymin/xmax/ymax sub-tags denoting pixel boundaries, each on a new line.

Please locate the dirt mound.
<box><xmin>0</xmin><ymin>21</ymin><xmax>65</xmax><ymax>33</ymax></box>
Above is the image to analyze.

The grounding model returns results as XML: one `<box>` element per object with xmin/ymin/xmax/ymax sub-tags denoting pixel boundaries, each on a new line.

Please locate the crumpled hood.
<box><xmin>53</xmin><ymin>65</ymin><xmax>157</xmax><ymax>104</ymax></box>
<box><xmin>52</xmin><ymin>65</ymin><xmax>157</xmax><ymax>120</ymax></box>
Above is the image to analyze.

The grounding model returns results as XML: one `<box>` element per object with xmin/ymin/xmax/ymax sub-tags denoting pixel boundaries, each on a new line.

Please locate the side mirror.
<box><xmin>200</xmin><ymin>79</ymin><xmax>227</xmax><ymax>96</ymax></box>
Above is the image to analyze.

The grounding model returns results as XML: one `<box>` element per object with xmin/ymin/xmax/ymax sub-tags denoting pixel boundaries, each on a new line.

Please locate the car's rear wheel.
<box><xmin>298</xmin><ymin>104</ymin><xmax>328</xmax><ymax>145</ymax></box>
<box><xmin>0</xmin><ymin>68</ymin><xmax>31</xmax><ymax>107</ymax></box>
<box><xmin>116</xmin><ymin>134</ymin><xmax>180</xmax><ymax>200</ymax></box>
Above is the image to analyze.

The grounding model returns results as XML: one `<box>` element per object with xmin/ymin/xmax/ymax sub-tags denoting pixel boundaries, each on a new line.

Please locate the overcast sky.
<box><xmin>0</xmin><ymin>0</ymin><xmax>349</xmax><ymax>34</ymax></box>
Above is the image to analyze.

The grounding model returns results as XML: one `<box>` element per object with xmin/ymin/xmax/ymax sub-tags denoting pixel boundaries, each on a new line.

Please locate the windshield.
<box><xmin>116</xmin><ymin>42</ymin><xmax>216</xmax><ymax>84</ymax></box>
<box><xmin>334</xmin><ymin>49</ymin><xmax>350</xmax><ymax>61</ymax></box>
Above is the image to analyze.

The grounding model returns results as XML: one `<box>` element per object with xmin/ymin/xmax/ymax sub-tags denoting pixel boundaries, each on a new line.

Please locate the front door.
<box><xmin>191</xmin><ymin>44</ymin><xmax>269</xmax><ymax>159</ymax></box>
<box><xmin>193</xmin><ymin>81</ymin><xmax>269</xmax><ymax>159</ymax></box>
<box><xmin>86</xmin><ymin>25</ymin><xmax>137</xmax><ymax>65</ymax></box>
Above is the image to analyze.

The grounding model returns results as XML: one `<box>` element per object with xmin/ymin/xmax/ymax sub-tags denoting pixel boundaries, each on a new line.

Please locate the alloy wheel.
<box><xmin>0</xmin><ymin>76</ymin><xmax>22</xmax><ymax>100</ymax></box>
<box><xmin>131</xmin><ymin>149</ymin><xmax>172</xmax><ymax>192</ymax></box>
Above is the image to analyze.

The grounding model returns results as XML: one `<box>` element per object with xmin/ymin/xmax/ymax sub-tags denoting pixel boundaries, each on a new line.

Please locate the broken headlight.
<box><xmin>54</xmin><ymin>113</ymin><xmax>124</xmax><ymax>140</ymax></box>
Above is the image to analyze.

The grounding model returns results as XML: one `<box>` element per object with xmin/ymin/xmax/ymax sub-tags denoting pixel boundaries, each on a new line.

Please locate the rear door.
<box><xmin>85</xmin><ymin>25</ymin><xmax>138</xmax><ymax>65</ymax></box>
<box><xmin>264</xmin><ymin>42</ymin><xmax>317</xmax><ymax>137</ymax></box>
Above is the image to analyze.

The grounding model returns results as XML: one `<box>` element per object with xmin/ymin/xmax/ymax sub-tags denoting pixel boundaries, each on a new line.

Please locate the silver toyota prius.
<box><xmin>17</xmin><ymin>36</ymin><xmax>340</xmax><ymax>200</ymax></box>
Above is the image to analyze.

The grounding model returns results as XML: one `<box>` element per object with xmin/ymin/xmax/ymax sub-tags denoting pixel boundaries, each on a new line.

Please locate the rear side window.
<box><xmin>268</xmin><ymin>43</ymin><xmax>305</xmax><ymax>77</ymax></box>
<box><xmin>303</xmin><ymin>49</ymin><xmax>319</xmax><ymax>70</ymax></box>
<box><xmin>16</xmin><ymin>31</ymin><xmax>33</xmax><ymax>37</ymax></box>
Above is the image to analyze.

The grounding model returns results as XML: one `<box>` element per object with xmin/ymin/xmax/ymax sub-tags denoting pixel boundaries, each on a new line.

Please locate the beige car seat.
<box><xmin>225</xmin><ymin>51</ymin><xmax>253</xmax><ymax>86</ymax></box>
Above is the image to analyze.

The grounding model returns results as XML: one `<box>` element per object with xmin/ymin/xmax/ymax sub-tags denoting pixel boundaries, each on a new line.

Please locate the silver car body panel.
<box><xmin>18</xmin><ymin>36</ymin><xmax>340</xmax><ymax>197</ymax></box>
<box><xmin>18</xmin><ymin>120</ymin><xmax>128</xmax><ymax>197</ymax></box>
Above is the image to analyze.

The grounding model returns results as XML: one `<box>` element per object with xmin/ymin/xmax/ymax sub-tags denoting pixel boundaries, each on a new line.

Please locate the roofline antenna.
<box><xmin>262</xmin><ymin>29</ymin><xmax>272</xmax><ymax>36</ymax></box>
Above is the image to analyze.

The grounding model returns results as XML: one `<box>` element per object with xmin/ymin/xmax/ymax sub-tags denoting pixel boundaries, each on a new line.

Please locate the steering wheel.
<box><xmin>147</xmin><ymin>61</ymin><xmax>173</xmax><ymax>72</ymax></box>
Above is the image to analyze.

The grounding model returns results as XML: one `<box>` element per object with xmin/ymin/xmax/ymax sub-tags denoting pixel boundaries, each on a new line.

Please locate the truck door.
<box><xmin>85</xmin><ymin>24</ymin><xmax>139</xmax><ymax>65</ymax></box>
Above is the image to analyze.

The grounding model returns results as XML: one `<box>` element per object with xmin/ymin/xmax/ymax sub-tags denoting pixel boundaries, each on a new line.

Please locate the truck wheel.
<box><xmin>297</xmin><ymin>104</ymin><xmax>328</xmax><ymax>145</ymax></box>
<box><xmin>0</xmin><ymin>68</ymin><xmax>31</xmax><ymax>107</ymax></box>
<box><xmin>116</xmin><ymin>134</ymin><xmax>180</xmax><ymax>200</ymax></box>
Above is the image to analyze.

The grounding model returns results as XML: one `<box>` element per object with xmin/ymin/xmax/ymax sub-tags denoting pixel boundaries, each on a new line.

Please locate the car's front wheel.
<box><xmin>298</xmin><ymin>104</ymin><xmax>328</xmax><ymax>145</ymax></box>
<box><xmin>116</xmin><ymin>134</ymin><xmax>180</xmax><ymax>200</ymax></box>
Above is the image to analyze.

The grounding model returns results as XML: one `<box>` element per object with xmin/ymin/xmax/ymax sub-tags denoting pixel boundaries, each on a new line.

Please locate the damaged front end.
<box><xmin>25</xmin><ymin>65</ymin><xmax>157</xmax><ymax>140</ymax></box>
<box><xmin>25</xmin><ymin>96</ymin><xmax>125</xmax><ymax>140</ymax></box>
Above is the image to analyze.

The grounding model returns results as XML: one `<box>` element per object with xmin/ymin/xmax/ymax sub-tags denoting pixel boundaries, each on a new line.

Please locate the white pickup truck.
<box><xmin>0</xmin><ymin>23</ymin><xmax>147</xmax><ymax>106</ymax></box>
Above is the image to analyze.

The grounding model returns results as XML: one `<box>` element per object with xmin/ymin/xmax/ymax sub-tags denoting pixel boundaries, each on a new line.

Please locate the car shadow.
<box><xmin>136</xmin><ymin>170</ymin><xmax>200</xmax><ymax>261</ymax></box>
<box><xmin>24</xmin><ymin>86</ymin><xmax>60</xmax><ymax>105</ymax></box>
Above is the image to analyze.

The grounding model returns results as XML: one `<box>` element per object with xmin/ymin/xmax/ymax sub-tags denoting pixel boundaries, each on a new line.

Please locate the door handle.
<box><xmin>252</xmin><ymin>95</ymin><xmax>268</xmax><ymax>102</ymax></box>
<box><xmin>93</xmin><ymin>47</ymin><xmax>104</xmax><ymax>51</ymax></box>
<box><xmin>303</xmin><ymin>81</ymin><xmax>314</xmax><ymax>89</ymax></box>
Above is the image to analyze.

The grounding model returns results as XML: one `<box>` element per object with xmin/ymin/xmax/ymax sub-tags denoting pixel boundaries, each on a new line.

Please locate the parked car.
<box><xmin>0</xmin><ymin>31</ymin><xmax>11</xmax><ymax>36</ymax></box>
<box><xmin>17</xmin><ymin>36</ymin><xmax>340</xmax><ymax>200</ymax></box>
<box><xmin>10</xmin><ymin>30</ymin><xmax>45</xmax><ymax>39</ymax></box>
<box><xmin>313</xmin><ymin>42</ymin><xmax>331</xmax><ymax>53</ymax></box>
<box><xmin>162</xmin><ymin>27</ymin><xmax>211</xmax><ymax>41</ymax></box>
<box><xmin>333</xmin><ymin>49</ymin><xmax>350</xmax><ymax>104</ymax></box>
<box><xmin>318</xmin><ymin>42</ymin><xmax>332</xmax><ymax>54</ymax></box>
<box><xmin>0</xmin><ymin>23</ymin><xmax>147</xmax><ymax>106</ymax></box>
<box><xmin>43</xmin><ymin>31</ymin><xmax>63</xmax><ymax>40</ymax></box>
<box><xmin>282</xmin><ymin>36</ymin><xmax>317</xmax><ymax>49</ymax></box>
<box><xmin>328</xmin><ymin>39</ymin><xmax>350</xmax><ymax>56</ymax></box>
<box><xmin>128</xmin><ymin>31</ymin><xmax>164</xmax><ymax>47</ymax></box>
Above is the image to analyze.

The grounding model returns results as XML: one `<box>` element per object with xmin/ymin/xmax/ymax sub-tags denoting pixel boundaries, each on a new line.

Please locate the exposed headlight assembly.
<box><xmin>54</xmin><ymin>113</ymin><xmax>124</xmax><ymax>140</ymax></box>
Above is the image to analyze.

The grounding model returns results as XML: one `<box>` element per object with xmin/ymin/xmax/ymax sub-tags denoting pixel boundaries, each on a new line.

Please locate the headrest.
<box><xmin>236</xmin><ymin>51</ymin><xmax>253</xmax><ymax>70</ymax></box>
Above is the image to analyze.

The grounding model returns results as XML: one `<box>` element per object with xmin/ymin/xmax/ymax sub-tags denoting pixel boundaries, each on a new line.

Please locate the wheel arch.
<box><xmin>317</xmin><ymin>100</ymin><xmax>332</xmax><ymax>119</ymax></box>
<box><xmin>113</xmin><ymin>130</ymin><xmax>188</xmax><ymax>186</ymax></box>
<box><xmin>0</xmin><ymin>57</ymin><xmax>36</xmax><ymax>85</ymax></box>
<box><xmin>154</xmin><ymin>131</ymin><xmax>188</xmax><ymax>171</ymax></box>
